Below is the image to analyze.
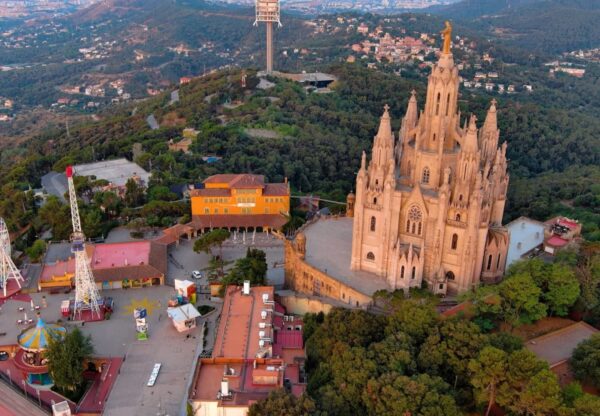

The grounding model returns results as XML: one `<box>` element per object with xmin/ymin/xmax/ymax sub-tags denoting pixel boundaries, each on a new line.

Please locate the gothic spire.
<box><xmin>462</xmin><ymin>114</ymin><xmax>479</xmax><ymax>153</ymax></box>
<box><xmin>376</xmin><ymin>104</ymin><xmax>393</xmax><ymax>144</ymax></box>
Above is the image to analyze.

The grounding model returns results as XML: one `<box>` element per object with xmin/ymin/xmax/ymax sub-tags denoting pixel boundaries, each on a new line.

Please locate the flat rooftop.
<box><xmin>213</xmin><ymin>285</ymin><xmax>276</xmax><ymax>359</ymax></box>
<box><xmin>526</xmin><ymin>321</ymin><xmax>599</xmax><ymax>366</ymax></box>
<box><xmin>91</xmin><ymin>241</ymin><xmax>151</xmax><ymax>269</ymax></box>
<box><xmin>73</xmin><ymin>158</ymin><xmax>151</xmax><ymax>187</ymax></box>
<box><xmin>302</xmin><ymin>217</ymin><xmax>390</xmax><ymax>296</ymax></box>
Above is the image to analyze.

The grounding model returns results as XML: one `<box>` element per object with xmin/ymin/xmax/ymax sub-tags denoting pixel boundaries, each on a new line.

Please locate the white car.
<box><xmin>192</xmin><ymin>270</ymin><xmax>203</xmax><ymax>279</ymax></box>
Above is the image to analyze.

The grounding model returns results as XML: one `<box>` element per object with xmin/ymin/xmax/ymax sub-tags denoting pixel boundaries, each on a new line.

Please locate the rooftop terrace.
<box><xmin>303</xmin><ymin>217</ymin><xmax>390</xmax><ymax>296</ymax></box>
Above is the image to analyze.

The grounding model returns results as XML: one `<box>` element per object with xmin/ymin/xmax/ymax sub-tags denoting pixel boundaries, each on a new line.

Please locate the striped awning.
<box><xmin>17</xmin><ymin>318</ymin><xmax>66</xmax><ymax>352</ymax></box>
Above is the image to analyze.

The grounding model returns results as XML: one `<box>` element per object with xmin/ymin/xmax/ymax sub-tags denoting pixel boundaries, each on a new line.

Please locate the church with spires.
<box><xmin>350</xmin><ymin>22</ymin><xmax>509</xmax><ymax>294</ymax></box>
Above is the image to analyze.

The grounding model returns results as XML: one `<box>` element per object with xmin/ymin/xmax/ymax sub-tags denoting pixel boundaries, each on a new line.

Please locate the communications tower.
<box><xmin>0</xmin><ymin>218</ymin><xmax>24</xmax><ymax>297</ymax></box>
<box><xmin>66</xmin><ymin>166</ymin><xmax>101</xmax><ymax>319</ymax></box>
<box><xmin>254</xmin><ymin>0</ymin><xmax>281</xmax><ymax>74</ymax></box>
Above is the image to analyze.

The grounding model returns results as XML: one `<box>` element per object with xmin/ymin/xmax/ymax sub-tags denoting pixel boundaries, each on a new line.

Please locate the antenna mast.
<box><xmin>66</xmin><ymin>166</ymin><xmax>101</xmax><ymax>319</ymax></box>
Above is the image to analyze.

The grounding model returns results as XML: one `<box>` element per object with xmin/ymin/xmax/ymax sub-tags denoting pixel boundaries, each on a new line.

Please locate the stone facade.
<box><xmin>350</xmin><ymin>48</ymin><xmax>509</xmax><ymax>294</ymax></box>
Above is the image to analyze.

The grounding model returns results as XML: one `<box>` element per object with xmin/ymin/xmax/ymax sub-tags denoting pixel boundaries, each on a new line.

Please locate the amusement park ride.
<box><xmin>64</xmin><ymin>166</ymin><xmax>112</xmax><ymax>321</ymax></box>
<box><xmin>0</xmin><ymin>217</ymin><xmax>25</xmax><ymax>298</ymax></box>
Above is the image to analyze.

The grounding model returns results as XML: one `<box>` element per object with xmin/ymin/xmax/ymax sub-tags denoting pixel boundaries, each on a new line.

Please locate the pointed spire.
<box><xmin>376</xmin><ymin>104</ymin><xmax>393</xmax><ymax>142</ymax></box>
<box><xmin>482</xmin><ymin>99</ymin><xmax>498</xmax><ymax>132</ymax></box>
<box><xmin>463</xmin><ymin>114</ymin><xmax>479</xmax><ymax>153</ymax></box>
<box><xmin>403</xmin><ymin>91</ymin><xmax>418</xmax><ymax>131</ymax></box>
<box><xmin>360</xmin><ymin>151</ymin><xmax>367</xmax><ymax>170</ymax></box>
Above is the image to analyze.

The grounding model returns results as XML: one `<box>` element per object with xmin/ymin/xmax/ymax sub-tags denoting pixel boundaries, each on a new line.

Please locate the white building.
<box><xmin>506</xmin><ymin>217</ymin><xmax>545</xmax><ymax>268</ymax></box>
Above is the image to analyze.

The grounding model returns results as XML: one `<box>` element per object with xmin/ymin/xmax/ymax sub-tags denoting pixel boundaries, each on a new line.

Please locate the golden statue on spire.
<box><xmin>441</xmin><ymin>21</ymin><xmax>452</xmax><ymax>54</ymax></box>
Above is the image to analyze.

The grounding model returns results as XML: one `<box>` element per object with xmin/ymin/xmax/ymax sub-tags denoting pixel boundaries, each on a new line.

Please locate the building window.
<box><xmin>342</xmin><ymin>293</ymin><xmax>345</xmax><ymax>299</ymax></box>
<box><xmin>411</xmin><ymin>267</ymin><xmax>416</xmax><ymax>279</ymax></box>
<box><xmin>446</xmin><ymin>93</ymin><xmax>451</xmax><ymax>116</ymax></box>
<box><xmin>451</xmin><ymin>234</ymin><xmax>458</xmax><ymax>250</ymax></box>
<box><xmin>407</xmin><ymin>206</ymin><xmax>423</xmax><ymax>235</ymax></box>
<box><xmin>265</xmin><ymin>208</ymin><xmax>269</xmax><ymax>214</ymax></box>
<box><xmin>459</xmin><ymin>194</ymin><xmax>463</xmax><ymax>202</ymax></box>
<box><xmin>497</xmin><ymin>254</ymin><xmax>501</xmax><ymax>269</ymax></box>
<box><xmin>373</xmin><ymin>197</ymin><xmax>377</xmax><ymax>204</ymax></box>
<box><xmin>400</xmin><ymin>266</ymin><xmax>405</xmax><ymax>279</ymax></box>
<box><xmin>517</xmin><ymin>242</ymin><xmax>522</xmax><ymax>250</ymax></box>
<box><xmin>439</xmin><ymin>283</ymin><xmax>444</xmax><ymax>290</ymax></box>
<box><xmin>446</xmin><ymin>271</ymin><xmax>455</xmax><ymax>281</ymax></box>
<box><xmin>366</xmin><ymin>252</ymin><xmax>375</xmax><ymax>261</ymax></box>
<box><xmin>433</xmin><ymin>133</ymin><xmax>437</xmax><ymax>142</ymax></box>
<box><xmin>435</xmin><ymin>92</ymin><xmax>441</xmax><ymax>115</ymax></box>
<box><xmin>535</xmin><ymin>232</ymin><xmax>540</xmax><ymax>239</ymax></box>
<box><xmin>370</xmin><ymin>216</ymin><xmax>376</xmax><ymax>232</ymax></box>
<box><xmin>422</xmin><ymin>167</ymin><xmax>430</xmax><ymax>184</ymax></box>
<box><xmin>455</xmin><ymin>213</ymin><xmax>461</xmax><ymax>221</ymax></box>
<box><xmin>487</xmin><ymin>254</ymin><xmax>493</xmax><ymax>270</ymax></box>
<box><xmin>214</xmin><ymin>208</ymin><xmax>218</xmax><ymax>214</ymax></box>
<box><xmin>224</xmin><ymin>208</ymin><xmax>228</xmax><ymax>214</ymax></box>
<box><xmin>204</xmin><ymin>208</ymin><xmax>209</xmax><ymax>214</ymax></box>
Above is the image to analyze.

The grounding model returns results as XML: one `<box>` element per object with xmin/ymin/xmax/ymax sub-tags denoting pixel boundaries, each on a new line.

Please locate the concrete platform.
<box><xmin>303</xmin><ymin>217</ymin><xmax>390</xmax><ymax>296</ymax></box>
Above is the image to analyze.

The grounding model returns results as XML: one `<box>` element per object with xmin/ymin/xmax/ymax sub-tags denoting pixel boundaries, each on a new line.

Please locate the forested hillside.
<box><xmin>0</xmin><ymin>62</ymin><xmax>598</xmax><ymax>245</ymax></box>
<box><xmin>434</xmin><ymin>0</ymin><xmax>600</xmax><ymax>54</ymax></box>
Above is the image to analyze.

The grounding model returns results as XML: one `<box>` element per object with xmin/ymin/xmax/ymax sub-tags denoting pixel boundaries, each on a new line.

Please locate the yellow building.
<box><xmin>190</xmin><ymin>174</ymin><xmax>290</xmax><ymax>231</ymax></box>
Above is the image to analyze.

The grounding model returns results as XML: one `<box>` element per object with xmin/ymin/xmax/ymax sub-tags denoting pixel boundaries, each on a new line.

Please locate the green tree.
<box><xmin>498</xmin><ymin>273</ymin><xmax>547</xmax><ymax>328</ymax></box>
<box><xmin>222</xmin><ymin>248</ymin><xmax>268</xmax><ymax>287</ymax></box>
<box><xmin>385</xmin><ymin>298</ymin><xmax>438</xmax><ymax>344</ymax></box>
<box><xmin>363</xmin><ymin>373</ymin><xmax>461</xmax><ymax>416</ymax></box>
<box><xmin>39</xmin><ymin>196</ymin><xmax>72</xmax><ymax>240</ymax></box>
<box><xmin>248</xmin><ymin>390</ymin><xmax>316</xmax><ymax>416</ymax></box>
<box><xmin>46</xmin><ymin>328</ymin><xmax>94</xmax><ymax>394</ymax></box>
<box><xmin>82</xmin><ymin>208</ymin><xmax>104</xmax><ymax>238</ymax></box>
<box><xmin>124</xmin><ymin>178</ymin><xmax>145</xmax><ymax>208</ymax></box>
<box><xmin>469</xmin><ymin>346</ymin><xmax>508</xmax><ymax>416</ymax></box>
<box><xmin>26</xmin><ymin>239</ymin><xmax>46</xmax><ymax>262</ymax></box>
<box><xmin>573</xmin><ymin>394</ymin><xmax>600</xmax><ymax>416</ymax></box>
<box><xmin>570</xmin><ymin>333</ymin><xmax>600</xmax><ymax>388</ymax></box>
<box><xmin>193</xmin><ymin>229</ymin><xmax>230</xmax><ymax>275</ymax></box>
<box><xmin>147</xmin><ymin>185</ymin><xmax>177</xmax><ymax>202</ymax></box>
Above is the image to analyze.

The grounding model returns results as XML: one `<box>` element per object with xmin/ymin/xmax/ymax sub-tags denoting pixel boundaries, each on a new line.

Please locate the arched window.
<box><xmin>459</xmin><ymin>194</ymin><xmax>463</xmax><ymax>202</ymax></box>
<box><xmin>445</xmin><ymin>271</ymin><xmax>455</xmax><ymax>281</ymax></box>
<box><xmin>407</xmin><ymin>206</ymin><xmax>423</xmax><ymax>235</ymax></box>
<box><xmin>411</xmin><ymin>267</ymin><xmax>416</xmax><ymax>279</ymax></box>
<box><xmin>463</xmin><ymin>164</ymin><xmax>468</xmax><ymax>180</ymax></box>
<box><xmin>400</xmin><ymin>266</ymin><xmax>405</xmax><ymax>279</ymax></box>
<box><xmin>373</xmin><ymin>197</ymin><xmax>377</xmax><ymax>205</ymax></box>
<box><xmin>435</xmin><ymin>92</ymin><xmax>441</xmax><ymax>115</ymax></box>
<box><xmin>367</xmin><ymin>252</ymin><xmax>375</xmax><ymax>261</ymax></box>
<box><xmin>446</xmin><ymin>93</ymin><xmax>451</xmax><ymax>116</ymax></box>
<box><xmin>487</xmin><ymin>254</ymin><xmax>493</xmax><ymax>270</ymax></box>
<box><xmin>455</xmin><ymin>213</ymin><xmax>461</xmax><ymax>221</ymax></box>
<box><xmin>422</xmin><ymin>167</ymin><xmax>430</xmax><ymax>184</ymax></box>
<box><xmin>433</xmin><ymin>133</ymin><xmax>437</xmax><ymax>142</ymax></box>
<box><xmin>497</xmin><ymin>254</ymin><xmax>501</xmax><ymax>269</ymax></box>
<box><xmin>370</xmin><ymin>216</ymin><xmax>376</xmax><ymax>232</ymax></box>
<box><xmin>451</xmin><ymin>234</ymin><xmax>458</xmax><ymax>250</ymax></box>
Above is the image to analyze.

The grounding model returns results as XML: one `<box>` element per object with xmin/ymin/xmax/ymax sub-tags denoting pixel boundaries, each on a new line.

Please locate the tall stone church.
<box><xmin>350</xmin><ymin>25</ymin><xmax>509</xmax><ymax>294</ymax></box>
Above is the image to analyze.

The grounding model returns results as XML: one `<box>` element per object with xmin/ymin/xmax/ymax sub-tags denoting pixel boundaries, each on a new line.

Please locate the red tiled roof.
<box><xmin>203</xmin><ymin>174</ymin><xmax>265</xmax><ymax>189</ymax></box>
<box><xmin>191</xmin><ymin>214</ymin><xmax>287</xmax><ymax>229</ymax></box>
<box><xmin>263</xmin><ymin>183</ymin><xmax>289</xmax><ymax>196</ymax></box>
<box><xmin>547</xmin><ymin>235</ymin><xmax>569</xmax><ymax>247</ymax></box>
<box><xmin>190</xmin><ymin>188</ymin><xmax>231</xmax><ymax>197</ymax></box>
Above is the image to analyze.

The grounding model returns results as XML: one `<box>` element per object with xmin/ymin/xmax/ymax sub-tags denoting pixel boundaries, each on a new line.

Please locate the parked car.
<box><xmin>192</xmin><ymin>270</ymin><xmax>203</xmax><ymax>279</ymax></box>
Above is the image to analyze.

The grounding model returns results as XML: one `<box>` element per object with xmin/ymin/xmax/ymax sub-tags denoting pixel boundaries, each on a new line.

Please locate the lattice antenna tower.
<box><xmin>0</xmin><ymin>218</ymin><xmax>24</xmax><ymax>297</ymax></box>
<box><xmin>254</xmin><ymin>0</ymin><xmax>281</xmax><ymax>74</ymax></box>
<box><xmin>66</xmin><ymin>166</ymin><xmax>101</xmax><ymax>319</ymax></box>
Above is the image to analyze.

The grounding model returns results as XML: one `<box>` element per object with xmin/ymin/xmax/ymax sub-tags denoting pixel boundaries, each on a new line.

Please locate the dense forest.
<box><xmin>248</xmin><ymin>248</ymin><xmax>600</xmax><ymax>416</ymax></box>
<box><xmin>434</xmin><ymin>0</ymin><xmax>600</xmax><ymax>54</ymax></box>
<box><xmin>0</xmin><ymin>61</ymin><xmax>598</xmax><ymax>246</ymax></box>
